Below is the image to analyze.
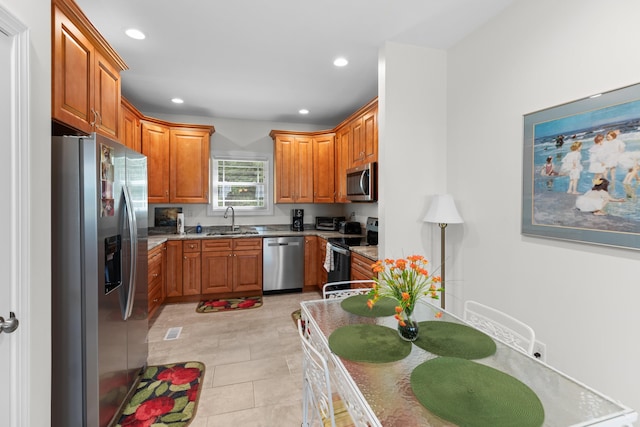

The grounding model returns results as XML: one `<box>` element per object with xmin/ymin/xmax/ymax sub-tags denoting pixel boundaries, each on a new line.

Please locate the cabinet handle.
<box><xmin>152</xmin><ymin>273</ymin><xmax>159</xmax><ymax>278</ymax></box>
<box><xmin>90</xmin><ymin>109</ymin><xmax>97</xmax><ymax>127</ymax></box>
<box><xmin>153</xmin><ymin>298</ymin><xmax>159</xmax><ymax>302</ymax></box>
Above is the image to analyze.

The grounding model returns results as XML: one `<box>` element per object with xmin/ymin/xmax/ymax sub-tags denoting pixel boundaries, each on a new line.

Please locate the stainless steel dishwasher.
<box><xmin>262</xmin><ymin>236</ymin><xmax>304</xmax><ymax>293</ymax></box>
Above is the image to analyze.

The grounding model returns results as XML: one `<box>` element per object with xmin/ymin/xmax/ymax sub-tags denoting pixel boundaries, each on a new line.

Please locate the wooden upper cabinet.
<box><xmin>141</xmin><ymin>120</ymin><xmax>170</xmax><ymax>203</ymax></box>
<box><xmin>350</xmin><ymin>103</ymin><xmax>378</xmax><ymax>167</ymax></box>
<box><xmin>273</xmin><ymin>134</ymin><xmax>314</xmax><ymax>203</ymax></box>
<box><xmin>52</xmin><ymin>0</ymin><xmax>126</xmax><ymax>138</ymax></box>
<box><xmin>334</xmin><ymin>125</ymin><xmax>350</xmax><ymax>203</ymax></box>
<box><xmin>170</xmin><ymin>127</ymin><xmax>211</xmax><ymax>203</ymax></box>
<box><xmin>120</xmin><ymin>98</ymin><xmax>142</xmax><ymax>152</ymax></box>
<box><xmin>313</xmin><ymin>134</ymin><xmax>336</xmax><ymax>203</ymax></box>
<box><xmin>141</xmin><ymin>118</ymin><xmax>214</xmax><ymax>204</ymax></box>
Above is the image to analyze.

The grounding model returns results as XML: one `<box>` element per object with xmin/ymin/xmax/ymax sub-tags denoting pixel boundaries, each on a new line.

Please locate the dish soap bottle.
<box><xmin>196</xmin><ymin>223</ymin><xmax>202</xmax><ymax>234</ymax></box>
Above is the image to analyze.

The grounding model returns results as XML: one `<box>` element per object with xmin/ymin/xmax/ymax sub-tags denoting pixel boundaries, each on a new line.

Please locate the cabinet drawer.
<box><xmin>351</xmin><ymin>253</ymin><xmax>376</xmax><ymax>281</ymax></box>
<box><xmin>148</xmin><ymin>277</ymin><xmax>163</xmax><ymax>308</ymax></box>
<box><xmin>202</xmin><ymin>238</ymin><xmax>233</xmax><ymax>252</ymax></box>
<box><xmin>183</xmin><ymin>240</ymin><xmax>201</xmax><ymax>253</ymax></box>
<box><xmin>232</xmin><ymin>237</ymin><xmax>262</xmax><ymax>251</ymax></box>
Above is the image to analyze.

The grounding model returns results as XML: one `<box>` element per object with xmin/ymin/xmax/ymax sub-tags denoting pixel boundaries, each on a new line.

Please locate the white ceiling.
<box><xmin>76</xmin><ymin>0</ymin><xmax>516</xmax><ymax>126</ymax></box>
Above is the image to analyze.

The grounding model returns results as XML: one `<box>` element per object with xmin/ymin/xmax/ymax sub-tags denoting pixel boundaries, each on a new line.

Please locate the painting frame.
<box><xmin>522</xmin><ymin>82</ymin><xmax>640</xmax><ymax>251</ymax></box>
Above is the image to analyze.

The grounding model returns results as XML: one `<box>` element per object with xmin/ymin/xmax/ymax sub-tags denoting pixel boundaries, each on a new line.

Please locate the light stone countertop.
<box><xmin>146</xmin><ymin>226</ymin><xmax>378</xmax><ymax>261</ymax></box>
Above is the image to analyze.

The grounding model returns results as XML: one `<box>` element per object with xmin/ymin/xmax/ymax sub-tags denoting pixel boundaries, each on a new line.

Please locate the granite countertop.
<box><xmin>146</xmin><ymin>225</ymin><xmax>378</xmax><ymax>261</ymax></box>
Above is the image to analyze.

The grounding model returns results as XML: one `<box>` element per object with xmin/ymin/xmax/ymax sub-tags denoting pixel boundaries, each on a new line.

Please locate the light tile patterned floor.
<box><xmin>148</xmin><ymin>291</ymin><xmax>322</xmax><ymax>427</ymax></box>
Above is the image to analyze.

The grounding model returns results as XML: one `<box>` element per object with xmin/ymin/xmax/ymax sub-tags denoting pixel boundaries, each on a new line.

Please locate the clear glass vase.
<box><xmin>397</xmin><ymin>309</ymin><xmax>419</xmax><ymax>341</ymax></box>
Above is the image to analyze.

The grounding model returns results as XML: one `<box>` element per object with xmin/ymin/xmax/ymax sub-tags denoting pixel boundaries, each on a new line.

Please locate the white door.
<box><xmin>0</xmin><ymin>7</ymin><xmax>29</xmax><ymax>427</ymax></box>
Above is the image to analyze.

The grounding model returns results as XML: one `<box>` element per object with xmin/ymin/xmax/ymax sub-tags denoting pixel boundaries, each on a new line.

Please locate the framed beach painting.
<box><xmin>522</xmin><ymin>82</ymin><xmax>640</xmax><ymax>250</ymax></box>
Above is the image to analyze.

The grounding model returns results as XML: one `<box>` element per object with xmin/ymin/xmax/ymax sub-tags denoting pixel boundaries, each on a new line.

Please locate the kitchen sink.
<box><xmin>206</xmin><ymin>228</ymin><xmax>259</xmax><ymax>236</ymax></box>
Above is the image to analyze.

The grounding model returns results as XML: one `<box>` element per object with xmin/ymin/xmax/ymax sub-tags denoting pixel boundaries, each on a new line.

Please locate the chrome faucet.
<box><xmin>224</xmin><ymin>206</ymin><xmax>238</xmax><ymax>231</ymax></box>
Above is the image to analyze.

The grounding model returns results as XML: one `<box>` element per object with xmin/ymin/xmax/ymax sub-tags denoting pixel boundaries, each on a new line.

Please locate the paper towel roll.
<box><xmin>177</xmin><ymin>213</ymin><xmax>185</xmax><ymax>235</ymax></box>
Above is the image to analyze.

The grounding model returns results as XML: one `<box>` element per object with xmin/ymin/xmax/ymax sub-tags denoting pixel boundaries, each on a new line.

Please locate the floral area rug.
<box><xmin>115</xmin><ymin>361</ymin><xmax>205</xmax><ymax>427</ymax></box>
<box><xmin>195</xmin><ymin>295</ymin><xmax>262</xmax><ymax>313</ymax></box>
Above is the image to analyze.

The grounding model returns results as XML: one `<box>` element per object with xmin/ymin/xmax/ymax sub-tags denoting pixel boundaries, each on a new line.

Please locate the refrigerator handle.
<box><xmin>122</xmin><ymin>184</ymin><xmax>138</xmax><ymax>320</ymax></box>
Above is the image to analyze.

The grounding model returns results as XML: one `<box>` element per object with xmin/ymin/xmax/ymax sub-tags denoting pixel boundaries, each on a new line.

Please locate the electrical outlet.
<box><xmin>533</xmin><ymin>340</ymin><xmax>546</xmax><ymax>362</ymax></box>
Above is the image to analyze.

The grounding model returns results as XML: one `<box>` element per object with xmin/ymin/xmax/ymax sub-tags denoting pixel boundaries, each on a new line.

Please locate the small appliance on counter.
<box><xmin>315</xmin><ymin>216</ymin><xmax>345</xmax><ymax>231</ymax></box>
<box><xmin>291</xmin><ymin>208</ymin><xmax>304</xmax><ymax>231</ymax></box>
<box><xmin>339</xmin><ymin>221</ymin><xmax>361</xmax><ymax>234</ymax></box>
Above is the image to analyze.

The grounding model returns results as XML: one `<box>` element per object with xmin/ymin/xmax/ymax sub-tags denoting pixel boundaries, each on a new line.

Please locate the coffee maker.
<box><xmin>291</xmin><ymin>209</ymin><xmax>304</xmax><ymax>231</ymax></box>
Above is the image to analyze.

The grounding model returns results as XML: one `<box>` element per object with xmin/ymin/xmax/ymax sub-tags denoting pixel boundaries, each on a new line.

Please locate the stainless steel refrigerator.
<box><xmin>51</xmin><ymin>133</ymin><xmax>149</xmax><ymax>427</ymax></box>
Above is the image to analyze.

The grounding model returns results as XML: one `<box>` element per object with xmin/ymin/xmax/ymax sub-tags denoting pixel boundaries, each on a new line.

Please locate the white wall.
<box><xmin>378</xmin><ymin>42</ymin><xmax>450</xmax><ymax>269</ymax></box>
<box><xmin>447</xmin><ymin>0</ymin><xmax>640</xmax><ymax>411</ymax></box>
<box><xmin>145</xmin><ymin>113</ymin><xmax>379</xmax><ymax>228</ymax></box>
<box><xmin>0</xmin><ymin>0</ymin><xmax>51</xmax><ymax>425</ymax></box>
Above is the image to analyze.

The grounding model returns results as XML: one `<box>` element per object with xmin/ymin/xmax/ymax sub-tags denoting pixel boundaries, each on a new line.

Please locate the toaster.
<box><xmin>339</xmin><ymin>221</ymin><xmax>362</xmax><ymax>234</ymax></box>
<box><xmin>315</xmin><ymin>216</ymin><xmax>345</xmax><ymax>231</ymax></box>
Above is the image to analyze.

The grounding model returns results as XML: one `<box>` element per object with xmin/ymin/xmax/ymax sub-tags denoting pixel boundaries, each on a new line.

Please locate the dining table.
<box><xmin>299</xmin><ymin>297</ymin><xmax>637</xmax><ymax>427</ymax></box>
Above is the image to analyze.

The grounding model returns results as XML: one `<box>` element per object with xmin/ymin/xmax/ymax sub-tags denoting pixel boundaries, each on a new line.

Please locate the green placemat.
<box><xmin>413</xmin><ymin>321</ymin><xmax>497</xmax><ymax>359</ymax></box>
<box><xmin>411</xmin><ymin>357</ymin><xmax>544</xmax><ymax>427</ymax></box>
<box><xmin>340</xmin><ymin>294</ymin><xmax>397</xmax><ymax>317</ymax></box>
<box><xmin>328</xmin><ymin>324</ymin><xmax>412</xmax><ymax>363</ymax></box>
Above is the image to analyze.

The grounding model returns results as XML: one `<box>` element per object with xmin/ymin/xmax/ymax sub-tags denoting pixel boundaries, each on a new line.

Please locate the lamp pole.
<box><xmin>439</xmin><ymin>223</ymin><xmax>447</xmax><ymax>310</ymax></box>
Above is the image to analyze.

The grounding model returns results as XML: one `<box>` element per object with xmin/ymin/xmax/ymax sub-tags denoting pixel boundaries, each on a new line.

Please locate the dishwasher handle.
<box><xmin>266</xmin><ymin>241</ymin><xmax>301</xmax><ymax>247</ymax></box>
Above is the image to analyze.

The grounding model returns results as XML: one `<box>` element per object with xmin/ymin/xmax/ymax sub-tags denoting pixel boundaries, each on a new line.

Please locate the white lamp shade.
<box><xmin>423</xmin><ymin>194</ymin><xmax>463</xmax><ymax>224</ymax></box>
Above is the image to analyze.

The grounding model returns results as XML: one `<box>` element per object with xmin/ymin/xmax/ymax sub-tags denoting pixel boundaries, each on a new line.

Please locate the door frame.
<box><xmin>0</xmin><ymin>6</ymin><xmax>30</xmax><ymax>427</ymax></box>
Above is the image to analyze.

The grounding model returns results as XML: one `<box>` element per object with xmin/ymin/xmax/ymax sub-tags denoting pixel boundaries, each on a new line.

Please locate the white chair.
<box><xmin>298</xmin><ymin>319</ymin><xmax>354</xmax><ymax>427</ymax></box>
<box><xmin>322</xmin><ymin>280</ymin><xmax>375</xmax><ymax>299</ymax></box>
<box><xmin>463</xmin><ymin>300</ymin><xmax>536</xmax><ymax>355</ymax></box>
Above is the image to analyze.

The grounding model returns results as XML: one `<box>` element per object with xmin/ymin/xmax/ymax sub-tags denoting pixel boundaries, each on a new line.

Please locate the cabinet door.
<box><xmin>274</xmin><ymin>135</ymin><xmax>296</xmax><ymax>203</ymax></box>
<box><xmin>182</xmin><ymin>252</ymin><xmax>201</xmax><ymax>296</ymax></box>
<box><xmin>120</xmin><ymin>100</ymin><xmax>141</xmax><ymax>152</ymax></box>
<box><xmin>313</xmin><ymin>134</ymin><xmax>335</xmax><ymax>203</ymax></box>
<box><xmin>334</xmin><ymin>126</ymin><xmax>350</xmax><ymax>203</ymax></box>
<box><xmin>142</xmin><ymin>121</ymin><xmax>170</xmax><ymax>203</ymax></box>
<box><xmin>52</xmin><ymin>6</ymin><xmax>93</xmax><ymax>134</ymax></box>
<box><xmin>201</xmin><ymin>251</ymin><xmax>234</xmax><ymax>294</ymax></box>
<box><xmin>361</xmin><ymin>107</ymin><xmax>378</xmax><ymax>164</ymax></box>
<box><xmin>170</xmin><ymin>127</ymin><xmax>210</xmax><ymax>203</ymax></box>
<box><xmin>94</xmin><ymin>51</ymin><xmax>120</xmax><ymax>139</ymax></box>
<box><xmin>165</xmin><ymin>240</ymin><xmax>183</xmax><ymax>297</ymax></box>
<box><xmin>350</xmin><ymin>116</ymin><xmax>363</xmax><ymax>166</ymax></box>
<box><xmin>304</xmin><ymin>236</ymin><xmax>318</xmax><ymax>287</ymax></box>
<box><xmin>295</xmin><ymin>137</ymin><xmax>314</xmax><ymax>203</ymax></box>
<box><xmin>233</xmin><ymin>249</ymin><xmax>263</xmax><ymax>292</ymax></box>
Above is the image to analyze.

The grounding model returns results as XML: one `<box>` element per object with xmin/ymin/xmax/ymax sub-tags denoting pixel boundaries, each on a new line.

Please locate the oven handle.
<box><xmin>329</xmin><ymin>244</ymin><xmax>350</xmax><ymax>256</ymax></box>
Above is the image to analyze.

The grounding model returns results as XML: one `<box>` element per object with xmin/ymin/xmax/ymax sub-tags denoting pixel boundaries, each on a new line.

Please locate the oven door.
<box><xmin>327</xmin><ymin>243</ymin><xmax>351</xmax><ymax>283</ymax></box>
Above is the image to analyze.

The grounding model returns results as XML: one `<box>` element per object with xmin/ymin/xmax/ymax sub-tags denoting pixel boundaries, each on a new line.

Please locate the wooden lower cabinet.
<box><xmin>351</xmin><ymin>252</ymin><xmax>376</xmax><ymax>282</ymax></box>
<box><xmin>182</xmin><ymin>240</ymin><xmax>202</xmax><ymax>296</ymax></box>
<box><xmin>165</xmin><ymin>240</ymin><xmax>183</xmax><ymax>297</ymax></box>
<box><xmin>201</xmin><ymin>238</ymin><xmax>263</xmax><ymax>295</ymax></box>
<box><xmin>304</xmin><ymin>236</ymin><xmax>318</xmax><ymax>288</ymax></box>
<box><xmin>147</xmin><ymin>244</ymin><xmax>165</xmax><ymax>318</ymax></box>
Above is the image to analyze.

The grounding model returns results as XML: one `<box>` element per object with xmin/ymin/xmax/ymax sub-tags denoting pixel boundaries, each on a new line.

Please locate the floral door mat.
<box><xmin>195</xmin><ymin>296</ymin><xmax>262</xmax><ymax>313</ymax></box>
<box><xmin>411</xmin><ymin>357</ymin><xmax>544</xmax><ymax>427</ymax></box>
<box><xmin>340</xmin><ymin>294</ymin><xmax>397</xmax><ymax>317</ymax></box>
<box><xmin>115</xmin><ymin>361</ymin><xmax>205</xmax><ymax>427</ymax></box>
<box><xmin>412</xmin><ymin>321</ymin><xmax>497</xmax><ymax>359</ymax></box>
<box><xmin>328</xmin><ymin>324</ymin><xmax>412</xmax><ymax>363</ymax></box>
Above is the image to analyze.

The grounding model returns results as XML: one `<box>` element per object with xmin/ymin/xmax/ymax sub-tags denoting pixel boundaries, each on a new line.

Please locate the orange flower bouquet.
<box><xmin>367</xmin><ymin>255</ymin><xmax>442</xmax><ymax>341</ymax></box>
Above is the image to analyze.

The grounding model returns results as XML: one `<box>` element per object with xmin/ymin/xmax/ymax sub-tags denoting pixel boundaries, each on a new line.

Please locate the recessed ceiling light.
<box><xmin>299</xmin><ymin>109</ymin><xmax>309</xmax><ymax>115</ymax></box>
<box><xmin>590</xmin><ymin>93</ymin><xmax>602</xmax><ymax>99</ymax></box>
<box><xmin>171</xmin><ymin>98</ymin><xmax>184</xmax><ymax>104</ymax></box>
<box><xmin>125</xmin><ymin>28</ymin><xmax>146</xmax><ymax>40</ymax></box>
<box><xmin>333</xmin><ymin>57</ymin><xmax>348</xmax><ymax>67</ymax></box>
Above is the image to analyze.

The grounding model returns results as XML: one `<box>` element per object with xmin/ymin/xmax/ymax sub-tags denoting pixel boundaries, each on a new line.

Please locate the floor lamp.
<box><xmin>423</xmin><ymin>194</ymin><xmax>463</xmax><ymax>310</ymax></box>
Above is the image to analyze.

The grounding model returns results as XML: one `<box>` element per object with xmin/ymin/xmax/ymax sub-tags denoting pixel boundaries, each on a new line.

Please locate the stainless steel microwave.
<box><xmin>346</xmin><ymin>162</ymin><xmax>376</xmax><ymax>202</ymax></box>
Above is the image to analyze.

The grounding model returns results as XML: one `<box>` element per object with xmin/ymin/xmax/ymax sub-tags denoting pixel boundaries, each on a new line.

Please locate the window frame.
<box><xmin>208</xmin><ymin>152</ymin><xmax>273</xmax><ymax>216</ymax></box>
